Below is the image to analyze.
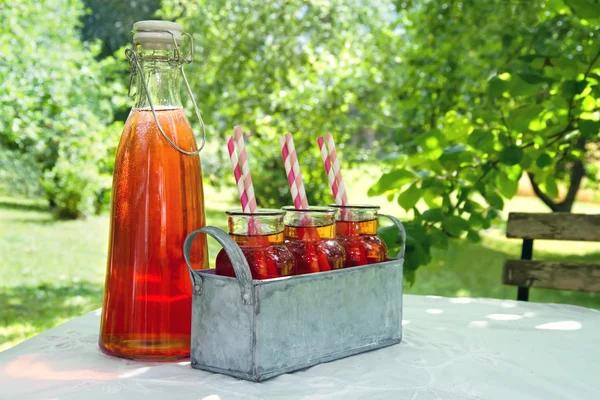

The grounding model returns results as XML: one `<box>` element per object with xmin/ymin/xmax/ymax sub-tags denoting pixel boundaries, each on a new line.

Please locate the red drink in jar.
<box><xmin>216</xmin><ymin>209</ymin><xmax>295</xmax><ymax>279</ymax></box>
<box><xmin>331</xmin><ymin>204</ymin><xmax>387</xmax><ymax>267</ymax></box>
<box><xmin>283</xmin><ymin>207</ymin><xmax>346</xmax><ymax>274</ymax></box>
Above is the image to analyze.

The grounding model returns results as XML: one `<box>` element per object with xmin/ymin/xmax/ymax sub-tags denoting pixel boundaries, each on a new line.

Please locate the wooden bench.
<box><xmin>503</xmin><ymin>212</ymin><xmax>600</xmax><ymax>301</ymax></box>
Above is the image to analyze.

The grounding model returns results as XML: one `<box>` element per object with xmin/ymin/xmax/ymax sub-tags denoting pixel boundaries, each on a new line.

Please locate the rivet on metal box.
<box><xmin>183</xmin><ymin>214</ymin><xmax>405</xmax><ymax>382</ymax></box>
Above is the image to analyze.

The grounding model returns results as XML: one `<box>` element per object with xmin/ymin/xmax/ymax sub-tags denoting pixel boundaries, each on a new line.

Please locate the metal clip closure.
<box><xmin>125</xmin><ymin>30</ymin><xmax>206</xmax><ymax>156</ymax></box>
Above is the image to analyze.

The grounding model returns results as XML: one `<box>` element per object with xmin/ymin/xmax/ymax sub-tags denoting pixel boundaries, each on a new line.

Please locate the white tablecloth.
<box><xmin>1</xmin><ymin>295</ymin><xmax>598</xmax><ymax>400</ymax></box>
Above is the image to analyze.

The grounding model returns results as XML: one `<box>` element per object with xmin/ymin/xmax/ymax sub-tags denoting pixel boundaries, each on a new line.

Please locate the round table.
<box><xmin>1</xmin><ymin>295</ymin><xmax>598</xmax><ymax>399</ymax></box>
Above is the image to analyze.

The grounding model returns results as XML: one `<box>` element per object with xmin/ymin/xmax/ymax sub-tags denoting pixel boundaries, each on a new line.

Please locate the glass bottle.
<box><xmin>215</xmin><ymin>209</ymin><xmax>295</xmax><ymax>279</ymax></box>
<box><xmin>330</xmin><ymin>204</ymin><xmax>388</xmax><ymax>267</ymax></box>
<box><xmin>282</xmin><ymin>206</ymin><xmax>346</xmax><ymax>274</ymax></box>
<box><xmin>99</xmin><ymin>21</ymin><xmax>208</xmax><ymax>360</ymax></box>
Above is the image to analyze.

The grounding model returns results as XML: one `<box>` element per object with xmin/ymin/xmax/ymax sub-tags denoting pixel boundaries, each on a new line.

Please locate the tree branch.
<box><xmin>499</xmin><ymin>109</ymin><xmax>513</xmax><ymax>144</ymax></box>
<box><xmin>558</xmin><ymin>139</ymin><xmax>586</xmax><ymax>212</ymax></box>
<box><xmin>520</xmin><ymin>123</ymin><xmax>572</xmax><ymax>150</ymax></box>
<box><xmin>527</xmin><ymin>172</ymin><xmax>558</xmax><ymax>211</ymax></box>
<box><xmin>477</xmin><ymin>160</ymin><xmax>500</xmax><ymax>183</ymax></box>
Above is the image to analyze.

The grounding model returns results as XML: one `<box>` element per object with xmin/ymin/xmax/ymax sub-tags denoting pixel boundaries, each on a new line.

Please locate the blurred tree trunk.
<box><xmin>527</xmin><ymin>139</ymin><xmax>587</xmax><ymax>213</ymax></box>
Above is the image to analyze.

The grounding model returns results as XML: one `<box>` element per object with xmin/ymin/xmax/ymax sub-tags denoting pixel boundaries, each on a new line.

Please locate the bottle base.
<box><xmin>99</xmin><ymin>336</ymin><xmax>190</xmax><ymax>361</ymax></box>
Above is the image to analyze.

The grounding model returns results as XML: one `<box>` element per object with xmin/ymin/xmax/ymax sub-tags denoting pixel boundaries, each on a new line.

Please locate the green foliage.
<box><xmin>0</xmin><ymin>0</ymin><xmax>124</xmax><ymax>218</ymax></box>
<box><xmin>0</xmin><ymin>148</ymin><xmax>42</xmax><ymax>197</ymax></box>
<box><xmin>369</xmin><ymin>0</ymin><xmax>600</xmax><ymax>276</ymax></box>
<box><xmin>80</xmin><ymin>0</ymin><xmax>161</xmax><ymax>59</ymax></box>
<box><xmin>160</xmin><ymin>0</ymin><xmax>393</xmax><ymax>206</ymax></box>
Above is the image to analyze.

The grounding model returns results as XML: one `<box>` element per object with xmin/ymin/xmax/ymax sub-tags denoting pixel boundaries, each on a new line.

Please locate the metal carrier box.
<box><xmin>183</xmin><ymin>215</ymin><xmax>405</xmax><ymax>382</ymax></box>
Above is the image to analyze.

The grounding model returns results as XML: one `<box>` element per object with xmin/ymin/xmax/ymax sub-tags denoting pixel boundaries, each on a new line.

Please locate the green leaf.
<box><xmin>416</xmin><ymin>129</ymin><xmax>447</xmax><ymax>159</ymax></box>
<box><xmin>486</xmin><ymin>209</ymin><xmax>500</xmax><ymax>225</ymax></box>
<box><xmin>429</xmin><ymin>227</ymin><xmax>449</xmax><ymax>249</ymax></box>
<box><xmin>423</xmin><ymin>189</ymin><xmax>443</xmax><ymax>208</ymax></box>
<box><xmin>562</xmin><ymin>80</ymin><xmax>588</xmax><ymax>98</ymax></box>
<box><xmin>464</xmin><ymin>200</ymin><xmax>484</xmax><ymax>214</ymax></box>
<box><xmin>582</xmin><ymin>95</ymin><xmax>597</xmax><ymax>111</ymax></box>
<box><xmin>469</xmin><ymin>213</ymin><xmax>486</xmax><ymax>229</ymax></box>
<box><xmin>484</xmin><ymin>190</ymin><xmax>504</xmax><ymax>209</ymax></box>
<box><xmin>378</xmin><ymin>225</ymin><xmax>404</xmax><ymax>257</ymax></box>
<box><xmin>422</xmin><ymin>207</ymin><xmax>444</xmax><ymax>222</ymax></box>
<box><xmin>440</xmin><ymin>144</ymin><xmax>467</xmax><ymax>158</ymax></box>
<box><xmin>509</xmin><ymin>104</ymin><xmax>545</xmax><ymax>132</ymax></box>
<box><xmin>546</xmin><ymin>0</ymin><xmax>571</xmax><ymax>13</ymax></box>
<box><xmin>536</xmin><ymin>153</ymin><xmax>553</xmax><ymax>169</ymax></box>
<box><xmin>519</xmin><ymin>153</ymin><xmax>533</xmax><ymax>169</ymax></box>
<box><xmin>488</xmin><ymin>75</ymin><xmax>510</xmax><ymax>100</ymax></box>
<box><xmin>403</xmin><ymin>223</ymin><xmax>433</xmax><ymax>273</ymax></box>
<box><xmin>517</xmin><ymin>73</ymin><xmax>553</xmax><ymax>85</ymax></box>
<box><xmin>565</xmin><ymin>0</ymin><xmax>600</xmax><ymax>18</ymax></box>
<box><xmin>397</xmin><ymin>183</ymin><xmax>421</xmax><ymax>211</ymax></box>
<box><xmin>510</xmin><ymin>75</ymin><xmax>543</xmax><ymax>97</ymax></box>
<box><xmin>442</xmin><ymin>111</ymin><xmax>471</xmax><ymax>140</ymax></box>
<box><xmin>467</xmin><ymin>230</ymin><xmax>481</xmax><ymax>243</ymax></box>
<box><xmin>496</xmin><ymin>171</ymin><xmax>519</xmax><ymax>199</ymax></box>
<box><xmin>552</xmin><ymin>57</ymin><xmax>582</xmax><ymax>79</ymax></box>
<box><xmin>505</xmin><ymin>164</ymin><xmax>523</xmax><ymax>181</ymax></box>
<box><xmin>579</xmin><ymin>120</ymin><xmax>600</xmax><ymax>137</ymax></box>
<box><xmin>439</xmin><ymin>145</ymin><xmax>474</xmax><ymax>166</ymax></box>
<box><xmin>368</xmin><ymin>169</ymin><xmax>416</xmax><ymax>196</ymax></box>
<box><xmin>404</xmin><ymin>269</ymin><xmax>416</xmax><ymax>285</ymax></box>
<box><xmin>442</xmin><ymin>216</ymin><xmax>469</xmax><ymax>237</ymax></box>
<box><xmin>545</xmin><ymin>176</ymin><xmax>559</xmax><ymax>198</ymax></box>
<box><xmin>467</xmin><ymin>129</ymin><xmax>495</xmax><ymax>152</ymax></box>
<box><xmin>499</xmin><ymin>146</ymin><xmax>523</xmax><ymax>165</ymax></box>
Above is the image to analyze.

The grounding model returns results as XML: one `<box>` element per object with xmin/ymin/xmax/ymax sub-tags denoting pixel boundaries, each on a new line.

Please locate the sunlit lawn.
<box><xmin>2</xmin><ymin>180</ymin><xmax>600</xmax><ymax>352</ymax></box>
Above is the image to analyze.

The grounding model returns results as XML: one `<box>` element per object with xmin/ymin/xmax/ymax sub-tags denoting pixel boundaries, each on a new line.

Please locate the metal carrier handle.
<box><xmin>126</xmin><ymin>30</ymin><xmax>206</xmax><ymax>156</ymax></box>
<box><xmin>184</xmin><ymin>226</ymin><xmax>254</xmax><ymax>305</ymax></box>
<box><xmin>378</xmin><ymin>214</ymin><xmax>406</xmax><ymax>259</ymax></box>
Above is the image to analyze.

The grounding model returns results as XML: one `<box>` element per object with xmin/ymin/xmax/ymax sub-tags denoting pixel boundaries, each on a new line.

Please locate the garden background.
<box><xmin>1</xmin><ymin>0</ymin><xmax>599</xmax><ymax>351</ymax></box>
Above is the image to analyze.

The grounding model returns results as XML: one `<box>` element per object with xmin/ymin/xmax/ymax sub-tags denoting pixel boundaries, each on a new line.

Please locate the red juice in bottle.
<box><xmin>331</xmin><ymin>204</ymin><xmax>387</xmax><ymax>267</ymax></box>
<box><xmin>282</xmin><ymin>207</ymin><xmax>346</xmax><ymax>274</ymax></box>
<box><xmin>99</xmin><ymin>21</ymin><xmax>208</xmax><ymax>360</ymax></box>
<box><xmin>216</xmin><ymin>209</ymin><xmax>295</xmax><ymax>280</ymax></box>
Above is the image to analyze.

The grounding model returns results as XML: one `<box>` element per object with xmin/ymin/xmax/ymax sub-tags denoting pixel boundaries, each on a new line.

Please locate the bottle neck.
<box><xmin>133</xmin><ymin>48</ymin><xmax>182</xmax><ymax>109</ymax></box>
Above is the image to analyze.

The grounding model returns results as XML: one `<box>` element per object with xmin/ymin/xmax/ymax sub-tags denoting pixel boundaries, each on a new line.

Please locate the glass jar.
<box><xmin>283</xmin><ymin>206</ymin><xmax>346</xmax><ymax>274</ymax></box>
<box><xmin>100</xmin><ymin>21</ymin><xmax>208</xmax><ymax>360</ymax></box>
<box><xmin>330</xmin><ymin>204</ymin><xmax>388</xmax><ymax>267</ymax></box>
<box><xmin>216</xmin><ymin>209</ymin><xmax>295</xmax><ymax>279</ymax></box>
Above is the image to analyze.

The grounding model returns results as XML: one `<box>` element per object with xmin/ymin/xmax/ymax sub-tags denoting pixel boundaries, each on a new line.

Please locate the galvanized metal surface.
<box><xmin>183</xmin><ymin>214</ymin><xmax>405</xmax><ymax>382</ymax></box>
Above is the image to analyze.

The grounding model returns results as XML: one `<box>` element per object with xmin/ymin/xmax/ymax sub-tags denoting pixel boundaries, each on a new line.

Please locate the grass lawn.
<box><xmin>1</xmin><ymin>185</ymin><xmax>600</xmax><ymax>352</ymax></box>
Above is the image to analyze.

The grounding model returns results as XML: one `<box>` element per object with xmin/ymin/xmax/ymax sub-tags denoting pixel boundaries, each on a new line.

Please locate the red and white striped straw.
<box><xmin>280</xmin><ymin>133</ymin><xmax>309</xmax><ymax>209</ymax></box>
<box><xmin>226</xmin><ymin>135</ymin><xmax>249</xmax><ymax>212</ymax></box>
<box><xmin>317</xmin><ymin>136</ymin><xmax>341</xmax><ymax>205</ymax></box>
<box><xmin>235</xmin><ymin>126</ymin><xmax>257</xmax><ymax>213</ymax></box>
<box><xmin>279</xmin><ymin>136</ymin><xmax>301</xmax><ymax>209</ymax></box>
<box><xmin>325</xmin><ymin>133</ymin><xmax>348</xmax><ymax>205</ymax></box>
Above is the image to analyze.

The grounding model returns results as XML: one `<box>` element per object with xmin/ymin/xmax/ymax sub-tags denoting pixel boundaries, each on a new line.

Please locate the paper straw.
<box><xmin>325</xmin><ymin>133</ymin><xmax>348</xmax><ymax>205</ymax></box>
<box><xmin>280</xmin><ymin>133</ymin><xmax>317</xmax><ymax>245</ymax></box>
<box><xmin>284</xmin><ymin>133</ymin><xmax>309</xmax><ymax>209</ymax></box>
<box><xmin>317</xmin><ymin>136</ymin><xmax>341</xmax><ymax>205</ymax></box>
<box><xmin>226</xmin><ymin>136</ymin><xmax>249</xmax><ymax>212</ymax></box>
<box><xmin>235</xmin><ymin>126</ymin><xmax>257</xmax><ymax>213</ymax></box>
<box><xmin>279</xmin><ymin>136</ymin><xmax>302</xmax><ymax>209</ymax></box>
